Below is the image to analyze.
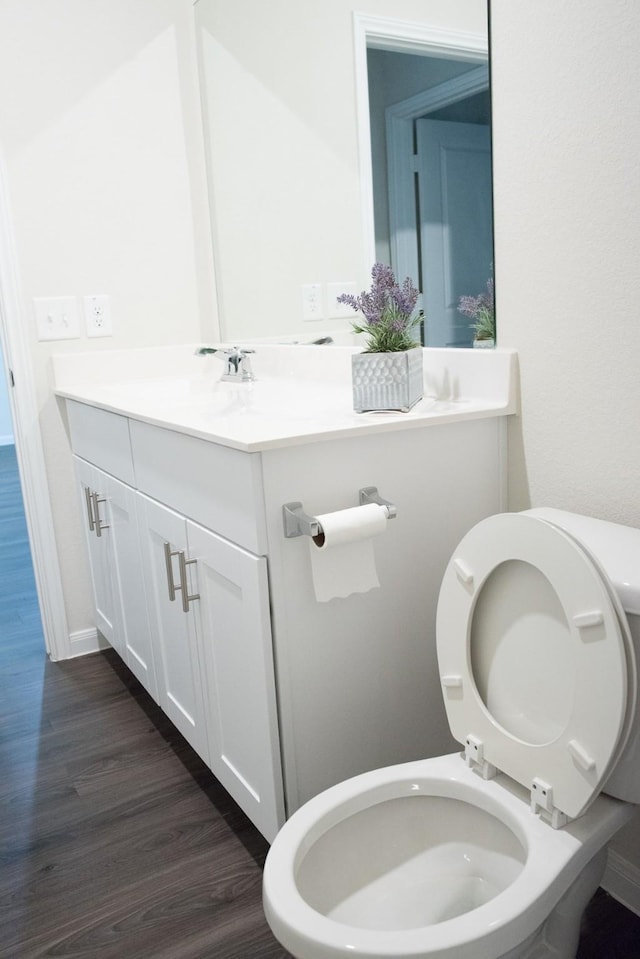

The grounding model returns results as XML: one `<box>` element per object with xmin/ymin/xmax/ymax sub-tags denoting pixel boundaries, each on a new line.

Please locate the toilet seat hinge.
<box><xmin>530</xmin><ymin>778</ymin><xmax>569</xmax><ymax>829</ymax></box>
<box><xmin>464</xmin><ymin>735</ymin><xmax>497</xmax><ymax>780</ymax></box>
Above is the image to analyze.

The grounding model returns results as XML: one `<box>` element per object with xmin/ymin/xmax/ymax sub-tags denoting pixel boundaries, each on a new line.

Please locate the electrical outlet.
<box><xmin>34</xmin><ymin>296</ymin><xmax>80</xmax><ymax>341</ymax></box>
<box><xmin>301</xmin><ymin>283</ymin><xmax>324</xmax><ymax>321</ymax></box>
<box><xmin>84</xmin><ymin>294</ymin><xmax>112</xmax><ymax>338</ymax></box>
<box><xmin>327</xmin><ymin>282</ymin><xmax>357</xmax><ymax>319</ymax></box>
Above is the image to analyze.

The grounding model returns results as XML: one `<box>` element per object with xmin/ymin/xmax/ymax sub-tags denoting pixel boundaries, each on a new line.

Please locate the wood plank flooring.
<box><xmin>2</xmin><ymin>442</ymin><xmax>640</xmax><ymax>958</ymax></box>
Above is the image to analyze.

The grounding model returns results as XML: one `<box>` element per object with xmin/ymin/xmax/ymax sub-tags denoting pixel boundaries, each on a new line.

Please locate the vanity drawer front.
<box><xmin>66</xmin><ymin>401</ymin><xmax>135</xmax><ymax>486</ymax></box>
<box><xmin>129</xmin><ymin>420</ymin><xmax>267</xmax><ymax>554</ymax></box>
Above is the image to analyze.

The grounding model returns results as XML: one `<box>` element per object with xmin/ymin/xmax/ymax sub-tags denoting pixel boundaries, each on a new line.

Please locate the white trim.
<box><xmin>603</xmin><ymin>849</ymin><xmax>640</xmax><ymax>917</ymax></box>
<box><xmin>0</xmin><ymin>152</ymin><xmax>70</xmax><ymax>661</ymax></box>
<box><xmin>354</xmin><ymin>14</ymin><xmax>488</xmax><ymax>59</ymax></box>
<box><xmin>353</xmin><ymin>14</ymin><xmax>377</xmax><ymax>272</ymax></box>
<box><xmin>388</xmin><ymin>64</ymin><xmax>489</xmax><ymax>122</ymax></box>
<box><xmin>352</xmin><ymin>13</ymin><xmax>488</xmax><ymax>271</ymax></box>
<box><xmin>69</xmin><ymin>627</ymin><xmax>107</xmax><ymax>658</ymax></box>
<box><xmin>0</xmin><ymin>433</ymin><xmax>15</xmax><ymax>446</ymax></box>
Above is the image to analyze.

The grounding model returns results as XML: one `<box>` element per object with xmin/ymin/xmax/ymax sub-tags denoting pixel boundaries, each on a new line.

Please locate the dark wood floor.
<box><xmin>2</xmin><ymin>442</ymin><xmax>640</xmax><ymax>958</ymax></box>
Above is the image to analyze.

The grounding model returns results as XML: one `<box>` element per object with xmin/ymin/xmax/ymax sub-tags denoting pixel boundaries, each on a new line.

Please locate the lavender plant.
<box><xmin>458</xmin><ymin>275</ymin><xmax>495</xmax><ymax>341</ymax></box>
<box><xmin>337</xmin><ymin>263</ymin><xmax>420</xmax><ymax>353</ymax></box>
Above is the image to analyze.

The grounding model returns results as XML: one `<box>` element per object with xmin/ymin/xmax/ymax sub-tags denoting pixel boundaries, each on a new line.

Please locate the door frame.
<box><xmin>352</xmin><ymin>13</ymin><xmax>488</xmax><ymax>271</ymax></box>
<box><xmin>0</xmin><ymin>153</ymin><xmax>69</xmax><ymax>660</ymax></box>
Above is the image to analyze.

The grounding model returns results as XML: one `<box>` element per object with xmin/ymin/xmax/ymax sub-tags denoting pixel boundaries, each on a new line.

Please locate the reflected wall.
<box><xmin>195</xmin><ymin>0</ymin><xmax>488</xmax><ymax>341</ymax></box>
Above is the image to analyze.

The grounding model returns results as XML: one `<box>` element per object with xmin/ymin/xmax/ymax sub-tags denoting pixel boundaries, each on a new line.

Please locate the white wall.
<box><xmin>490</xmin><ymin>0</ymin><xmax>640</xmax><ymax>908</ymax></box>
<box><xmin>491</xmin><ymin>0</ymin><xmax>640</xmax><ymax>527</ymax></box>
<box><xmin>0</xmin><ymin>0</ymin><xmax>217</xmax><ymax>639</ymax></box>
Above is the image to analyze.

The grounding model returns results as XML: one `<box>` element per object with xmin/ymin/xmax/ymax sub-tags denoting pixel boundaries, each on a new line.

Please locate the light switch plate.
<box><xmin>34</xmin><ymin>296</ymin><xmax>80</xmax><ymax>341</ymax></box>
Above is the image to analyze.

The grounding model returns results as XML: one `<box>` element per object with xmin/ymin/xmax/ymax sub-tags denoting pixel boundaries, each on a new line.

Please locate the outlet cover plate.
<box><xmin>84</xmin><ymin>294</ymin><xmax>112</xmax><ymax>337</ymax></box>
<box><xmin>301</xmin><ymin>283</ymin><xmax>324</xmax><ymax>321</ymax></box>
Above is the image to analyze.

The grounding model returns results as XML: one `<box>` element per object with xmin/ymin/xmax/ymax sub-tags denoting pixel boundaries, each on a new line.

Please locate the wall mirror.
<box><xmin>194</xmin><ymin>2</ymin><xmax>491</xmax><ymax>348</ymax></box>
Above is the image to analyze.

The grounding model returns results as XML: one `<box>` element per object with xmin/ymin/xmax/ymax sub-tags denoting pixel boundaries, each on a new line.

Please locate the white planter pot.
<box><xmin>351</xmin><ymin>348</ymin><xmax>423</xmax><ymax>412</ymax></box>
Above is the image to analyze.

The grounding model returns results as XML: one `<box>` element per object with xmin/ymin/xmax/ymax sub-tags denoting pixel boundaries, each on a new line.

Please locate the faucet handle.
<box><xmin>234</xmin><ymin>348</ymin><xmax>255</xmax><ymax>381</ymax></box>
<box><xmin>195</xmin><ymin>345</ymin><xmax>254</xmax><ymax>355</ymax></box>
<box><xmin>195</xmin><ymin>345</ymin><xmax>256</xmax><ymax>381</ymax></box>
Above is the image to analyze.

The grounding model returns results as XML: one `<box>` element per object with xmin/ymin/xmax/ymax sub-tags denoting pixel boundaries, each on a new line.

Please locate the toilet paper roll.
<box><xmin>309</xmin><ymin>503</ymin><xmax>388</xmax><ymax>602</ymax></box>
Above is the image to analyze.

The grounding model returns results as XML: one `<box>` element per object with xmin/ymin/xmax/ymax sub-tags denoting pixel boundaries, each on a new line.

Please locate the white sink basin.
<box><xmin>98</xmin><ymin>375</ymin><xmax>349</xmax><ymax>419</ymax></box>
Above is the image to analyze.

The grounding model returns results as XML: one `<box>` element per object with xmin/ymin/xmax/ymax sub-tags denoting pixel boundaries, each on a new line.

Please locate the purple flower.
<box><xmin>457</xmin><ymin>276</ymin><xmax>494</xmax><ymax>320</ymax></box>
<box><xmin>390</xmin><ymin>276</ymin><xmax>419</xmax><ymax>317</ymax></box>
<box><xmin>336</xmin><ymin>264</ymin><xmax>420</xmax><ymax>351</ymax></box>
<box><xmin>457</xmin><ymin>274</ymin><xmax>495</xmax><ymax>340</ymax></box>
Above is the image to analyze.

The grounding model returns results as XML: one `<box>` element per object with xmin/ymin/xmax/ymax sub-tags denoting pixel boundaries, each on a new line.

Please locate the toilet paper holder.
<box><xmin>282</xmin><ymin>487</ymin><xmax>397</xmax><ymax>539</ymax></box>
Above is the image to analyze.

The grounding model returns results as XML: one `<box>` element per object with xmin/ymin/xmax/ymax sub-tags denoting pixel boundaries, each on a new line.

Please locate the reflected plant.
<box><xmin>458</xmin><ymin>274</ymin><xmax>495</xmax><ymax>341</ymax></box>
<box><xmin>337</xmin><ymin>263</ymin><xmax>420</xmax><ymax>353</ymax></box>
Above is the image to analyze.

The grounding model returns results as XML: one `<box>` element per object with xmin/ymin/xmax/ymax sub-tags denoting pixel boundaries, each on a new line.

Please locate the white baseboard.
<box><xmin>0</xmin><ymin>434</ymin><xmax>14</xmax><ymax>446</ymax></box>
<box><xmin>68</xmin><ymin>627</ymin><xmax>108</xmax><ymax>658</ymax></box>
<box><xmin>603</xmin><ymin>848</ymin><xmax>640</xmax><ymax>917</ymax></box>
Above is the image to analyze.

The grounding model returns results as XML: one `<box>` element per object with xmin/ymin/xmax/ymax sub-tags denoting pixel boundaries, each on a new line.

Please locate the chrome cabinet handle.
<box><xmin>84</xmin><ymin>486</ymin><xmax>96</xmax><ymax>532</ymax></box>
<box><xmin>163</xmin><ymin>541</ymin><xmax>179</xmax><ymax>601</ymax></box>
<box><xmin>91</xmin><ymin>492</ymin><xmax>109</xmax><ymax>538</ymax></box>
<box><xmin>163</xmin><ymin>541</ymin><xmax>199</xmax><ymax>613</ymax></box>
<box><xmin>178</xmin><ymin>551</ymin><xmax>200</xmax><ymax>613</ymax></box>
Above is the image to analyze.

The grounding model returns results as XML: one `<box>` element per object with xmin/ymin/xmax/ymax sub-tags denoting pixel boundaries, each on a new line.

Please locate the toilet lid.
<box><xmin>437</xmin><ymin>512</ymin><xmax>630</xmax><ymax>820</ymax></box>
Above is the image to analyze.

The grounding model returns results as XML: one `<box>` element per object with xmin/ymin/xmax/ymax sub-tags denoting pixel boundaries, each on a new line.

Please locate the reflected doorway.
<box><xmin>367</xmin><ymin>48</ymin><xmax>493</xmax><ymax>347</ymax></box>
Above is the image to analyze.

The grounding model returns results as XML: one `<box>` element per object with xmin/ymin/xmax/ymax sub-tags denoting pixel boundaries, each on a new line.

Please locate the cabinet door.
<box><xmin>74</xmin><ymin>456</ymin><xmax>122</xmax><ymax>656</ymax></box>
<box><xmin>103</xmin><ymin>473</ymin><xmax>157</xmax><ymax>700</ymax></box>
<box><xmin>137</xmin><ymin>493</ymin><xmax>210</xmax><ymax>764</ymax></box>
<box><xmin>187</xmin><ymin>519</ymin><xmax>285</xmax><ymax>841</ymax></box>
<box><xmin>74</xmin><ymin>456</ymin><xmax>157</xmax><ymax>699</ymax></box>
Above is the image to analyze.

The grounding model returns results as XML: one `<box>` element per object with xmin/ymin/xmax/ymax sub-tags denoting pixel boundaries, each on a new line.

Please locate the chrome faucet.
<box><xmin>195</xmin><ymin>346</ymin><xmax>256</xmax><ymax>382</ymax></box>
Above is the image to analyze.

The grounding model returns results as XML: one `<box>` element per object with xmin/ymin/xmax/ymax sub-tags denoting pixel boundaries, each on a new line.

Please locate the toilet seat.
<box><xmin>437</xmin><ymin>512</ymin><xmax>631</xmax><ymax>822</ymax></box>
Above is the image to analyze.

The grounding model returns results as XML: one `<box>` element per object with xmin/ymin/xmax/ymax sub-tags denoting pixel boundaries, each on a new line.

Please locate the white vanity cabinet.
<box><xmin>66</xmin><ymin>400</ymin><xmax>285</xmax><ymax>842</ymax></box>
<box><xmin>57</xmin><ymin>344</ymin><xmax>516</xmax><ymax>842</ymax></box>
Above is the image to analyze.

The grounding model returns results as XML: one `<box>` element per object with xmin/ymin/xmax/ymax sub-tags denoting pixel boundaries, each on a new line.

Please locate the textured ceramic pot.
<box><xmin>351</xmin><ymin>347</ymin><xmax>423</xmax><ymax>412</ymax></box>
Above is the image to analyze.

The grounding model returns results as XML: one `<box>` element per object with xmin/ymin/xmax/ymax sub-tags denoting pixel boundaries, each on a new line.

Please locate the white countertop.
<box><xmin>53</xmin><ymin>344</ymin><xmax>518</xmax><ymax>452</ymax></box>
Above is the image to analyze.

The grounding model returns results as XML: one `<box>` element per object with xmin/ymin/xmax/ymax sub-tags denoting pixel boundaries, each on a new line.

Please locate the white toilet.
<box><xmin>263</xmin><ymin>508</ymin><xmax>640</xmax><ymax>959</ymax></box>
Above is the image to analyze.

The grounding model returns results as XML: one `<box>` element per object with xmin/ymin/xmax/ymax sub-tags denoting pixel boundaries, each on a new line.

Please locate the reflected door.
<box><xmin>417</xmin><ymin>119</ymin><xmax>493</xmax><ymax>347</ymax></box>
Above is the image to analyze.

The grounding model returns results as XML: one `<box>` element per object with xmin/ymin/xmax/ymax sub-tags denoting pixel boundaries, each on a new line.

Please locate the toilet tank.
<box><xmin>526</xmin><ymin>508</ymin><xmax>640</xmax><ymax>804</ymax></box>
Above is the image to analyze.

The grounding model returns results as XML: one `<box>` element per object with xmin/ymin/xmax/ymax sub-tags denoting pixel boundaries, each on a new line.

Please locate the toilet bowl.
<box><xmin>263</xmin><ymin>509</ymin><xmax>640</xmax><ymax>959</ymax></box>
<box><xmin>263</xmin><ymin>754</ymin><xmax>631</xmax><ymax>959</ymax></box>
